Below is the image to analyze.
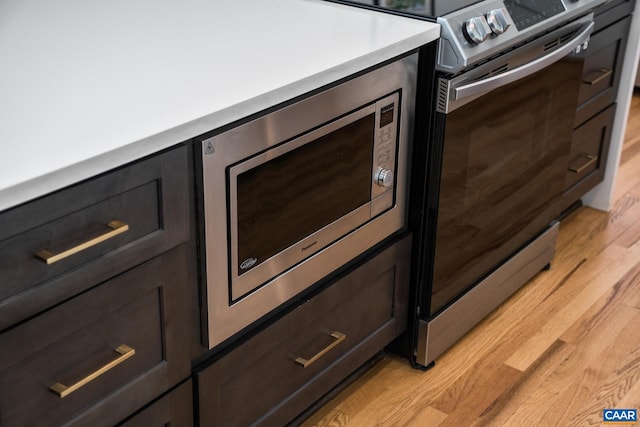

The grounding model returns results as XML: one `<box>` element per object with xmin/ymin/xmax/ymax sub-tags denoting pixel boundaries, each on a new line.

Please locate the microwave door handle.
<box><xmin>453</xmin><ymin>21</ymin><xmax>594</xmax><ymax>101</ymax></box>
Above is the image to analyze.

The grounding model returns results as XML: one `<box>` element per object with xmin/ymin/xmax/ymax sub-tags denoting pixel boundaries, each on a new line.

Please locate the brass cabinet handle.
<box><xmin>582</xmin><ymin>68</ymin><xmax>613</xmax><ymax>85</ymax></box>
<box><xmin>49</xmin><ymin>344</ymin><xmax>135</xmax><ymax>398</ymax></box>
<box><xmin>35</xmin><ymin>220</ymin><xmax>129</xmax><ymax>265</ymax></box>
<box><xmin>568</xmin><ymin>153</ymin><xmax>598</xmax><ymax>174</ymax></box>
<box><xmin>295</xmin><ymin>331</ymin><xmax>346</xmax><ymax>368</ymax></box>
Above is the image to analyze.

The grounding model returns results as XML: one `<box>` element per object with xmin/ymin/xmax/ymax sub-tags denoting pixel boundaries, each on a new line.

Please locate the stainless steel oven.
<box><xmin>197</xmin><ymin>55</ymin><xmax>417</xmax><ymax>348</ymax></box>
<box><xmin>411</xmin><ymin>2</ymin><xmax>606</xmax><ymax>368</ymax></box>
<box><xmin>427</xmin><ymin>13</ymin><xmax>592</xmax><ymax>316</ymax></box>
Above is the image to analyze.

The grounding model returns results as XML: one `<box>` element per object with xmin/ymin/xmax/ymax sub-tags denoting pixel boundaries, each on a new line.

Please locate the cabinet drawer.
<box><xmin>0</xmin><ymin>145</ymin><xmax>190</xmax><ymax>330</ymax></box>
<box><xmin>574</xmin><ymin>16</ymin><xmax>630</xmax><ymax>127</ymax></box>
<box><xmin>0</xmin><ymin>245</ymin><xmax>192</xmax><ymax>427</ymax></box>
<box><xmin>196</xmin><ymin>235</ymin><xmax>410</xmax><ymax>427</ymax></box>
<box><xmin>117</xmin><ymin>380</ymin><xmax>193</xmax><ymax>427</ymax></box>
<box><xmin>562</xmin><ymin>104</ymin><xmax>615</xmax><ymax>212</ymax></box>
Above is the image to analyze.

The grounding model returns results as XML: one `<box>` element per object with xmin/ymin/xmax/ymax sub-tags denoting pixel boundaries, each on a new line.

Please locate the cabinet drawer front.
<box><xmin>0</xmin><ymin>145</ymin><xmax>190</xmax><ymax>330</ymax></box>
<box><xmin>574</xmin><ymin>16</ymin><xmax>630</xmax><ymax>127</ymax></box>
<box><xmin>565</xmin><ymin>104</ymin><xmax>615</xmax><ymax>192</ymax></box>
<box><xmin>197</xmin><ymin>235</ymin><xmax>410</xmax><ymax>427</ymax></box>
<box><xmin>0</xmin><ymin>245</ymin><xmax>191</xmax><ymax>427</ymax></box>
<box><xmin>117</xmin><ymin>380</ymin><xmax>193</xmax><ymax>427</ymax></box>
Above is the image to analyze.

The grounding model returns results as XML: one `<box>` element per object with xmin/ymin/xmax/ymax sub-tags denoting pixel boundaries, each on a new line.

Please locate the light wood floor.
<box><xmin>302</xmin><ymin>91</ymin><xmax>640</xmax><ymax>427</ymax></box>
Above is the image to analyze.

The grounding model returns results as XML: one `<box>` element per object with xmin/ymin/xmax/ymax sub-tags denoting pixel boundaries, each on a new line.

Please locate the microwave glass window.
<box><xmin>235</xmin><ymin>114</ymin><xmax>375</xmax><ymax>275</ymax></box>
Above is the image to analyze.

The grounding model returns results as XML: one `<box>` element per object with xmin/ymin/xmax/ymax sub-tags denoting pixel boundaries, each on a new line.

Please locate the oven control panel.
<box><xmin>503</xmin><ymin>0</ymin><xmax>565</xmax><ymax>30</ymax></box>
<box><xmin>437</xmin><ymin>0</ymin><xmax>607</xmax><ymax>73</ymax></box>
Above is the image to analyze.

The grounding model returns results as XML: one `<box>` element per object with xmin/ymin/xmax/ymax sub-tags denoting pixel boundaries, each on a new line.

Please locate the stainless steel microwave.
<box><xmin>198</xmin><ymin>54</ymin><xmax>417</xmax><ymax>347</ymax></box>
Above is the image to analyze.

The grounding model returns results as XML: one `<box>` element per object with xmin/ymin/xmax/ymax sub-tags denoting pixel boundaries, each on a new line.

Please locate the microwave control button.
<box><xmin>464</xmin><ymin>16</ymin><xmax>491</xmax><ymax>44</ymax></box>
<box><xmin>376</xmin><ymin>168</ymin><xmax>394</xmax><ymax>188</ymax></box>
<box><xmin>486</xmin><ymin>8</ymin><xmax>510</xmax><ymax>35</ymax></box>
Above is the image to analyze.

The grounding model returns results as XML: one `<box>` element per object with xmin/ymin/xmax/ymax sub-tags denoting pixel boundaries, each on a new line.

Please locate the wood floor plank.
<box><xmin>499</xmin><ymin>304</ymin><xmax>640</xmax><ymax>426</ymax></box>
<box><xmin>565</xmin><ymin>340</ymin><xmax>640</xmax><ymax>427</ymax></box>
<box><xmin>504</xmin><ymin>242</ymin><xmax>640</xmax><ymax>371</ymax></box>
<box><xmin>428</xmin><ymin>364</ymin><xmax>522</xmax><ymax>426</ymax></box>
<box><xmin>561</xmin><ymin>260</ymin><xmax>640</xmax><ymax>343</ymax></box>
<box><xmin>470</xmin><ymin>340</ymin><xmax>577</xmax><ymax>427</ymax></box>
<box><xmin>536</xmin><ymin>307</ymin><xmax>640</xmax><ymax>426</ymax></box>
<box><xmin>347</xmin><ymin>398</ymin><xmax>449</xmax><ymax>426</ymax></box>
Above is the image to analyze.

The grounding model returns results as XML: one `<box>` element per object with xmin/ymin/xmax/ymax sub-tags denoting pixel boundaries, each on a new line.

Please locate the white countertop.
<box><xmin>0</xmin><ymin>0</ymin><xmax>439</xmax><ymax>212</ymax></box>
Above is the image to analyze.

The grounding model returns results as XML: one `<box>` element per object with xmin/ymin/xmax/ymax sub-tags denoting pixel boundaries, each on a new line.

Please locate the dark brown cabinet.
<box><xmin>0</xmin><ymin>145</ymin><xmax>191</xmax><ymax>331</ymax></box>
<box><xmin>562</xmin><ymin>3</ymin><xmax>632</xmax><ymax>212</ymax></box>
<box><xmin>196</xmin><ymin>234</ymin><xmax>411</xmax><ymax>427</ymax></box>
<box><xmin>118</xmin><ymin>380</ymin><xmax>194</xmax><ymax>427</ymax></box>
<box><xmin>0</xmin><ymin>145</ymin><xmax>196</xmax><ymax>426</ymax></box>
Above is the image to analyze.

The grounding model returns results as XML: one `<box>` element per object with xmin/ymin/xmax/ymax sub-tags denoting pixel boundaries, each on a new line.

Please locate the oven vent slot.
<box><xmin>544</xmin><ymin>39</ymin><xmax>559</xmax><ymax>51</ymax></box>
<box><xmin>560</xmin><ymin>32</ymin><xmax>575</xmax><ymax>44</ymax></box>
<box><xmin>491</xmin><ymin>64</ymin><xmax>509</xmax><ymax>75</ymax></box>
<box><xmin>437</xmin><ymin>79</ymin><xmax>448</xmax><ymax>113</ymax></box>
<box><xmin>544</xmin><ymin>30</ymin><xmax>579</xmax><ymax>52</ymax></box>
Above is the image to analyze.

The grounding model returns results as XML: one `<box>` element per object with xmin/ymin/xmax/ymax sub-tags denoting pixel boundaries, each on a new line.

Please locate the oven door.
<box><xmin>426</xmin><ymin>18</ymin><xmax>590</xmax><ymax>316</ymax></box>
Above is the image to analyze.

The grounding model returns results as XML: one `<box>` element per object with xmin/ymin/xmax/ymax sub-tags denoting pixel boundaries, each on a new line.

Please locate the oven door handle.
<box><xmin>454</xmin><ymin>21</ymin><xmax>594</xmax><ymax>101</ymax></box>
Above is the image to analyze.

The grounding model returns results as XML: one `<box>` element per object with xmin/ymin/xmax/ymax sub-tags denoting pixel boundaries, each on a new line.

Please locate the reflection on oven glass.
<box><xmin>430</xmin><ymin>57</ymin><xmax>583</xmax><ymax>315</ymax></box>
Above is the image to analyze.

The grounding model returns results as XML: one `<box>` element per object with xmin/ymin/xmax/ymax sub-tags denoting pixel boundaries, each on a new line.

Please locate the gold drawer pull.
<box><xmin>49</xmin><ymin>344</ymin><xmax>135</xmax><ymax>398</ymax></box>
<box><xmin>35</xmin><ymin>220</ymin><xmax>129</xmax><ymax>265</ymax></box>
<box><xmin>295</xmin><ymin>331</ymin><xmax>346</xmax><ymax>368</ymax></box>
<box><xmin>582</xmin><ymin>68</ymin><xmax>613</xmax><ymax>85</ymax></box>
<box><xmin>568</xmin><ymin>153</ymin><xmax>598</xmax><ymax>174</ymax></box>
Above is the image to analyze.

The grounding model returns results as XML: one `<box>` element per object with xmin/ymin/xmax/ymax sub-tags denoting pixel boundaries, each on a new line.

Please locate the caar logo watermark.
<box><xmin>603</xmin><ymin>409</ymin><xmax>637</xmax><ymax>423</ymax></box>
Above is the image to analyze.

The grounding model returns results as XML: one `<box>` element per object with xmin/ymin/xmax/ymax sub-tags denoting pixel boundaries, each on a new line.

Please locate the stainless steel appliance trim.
<box><xmin>371</xmin><ymin>190</ymin><xmax>394</xmax><ymax>218</ymax></box>
<box><xmin>454</xmin><ymin>21</ymin><xmax>594</xmax><ymax>100</ymax></box>
<box><xmin>415</xmin><ymin>221</ymin><xmax>559</xmax><ymax>367</ymax></box>
<box><xmin>199</xmin><ymin>54</ymin><xmax>417</xmax><ymax>347</ymax></box>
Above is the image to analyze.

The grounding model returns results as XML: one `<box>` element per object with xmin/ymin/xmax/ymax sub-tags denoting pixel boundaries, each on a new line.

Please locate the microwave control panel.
<box><xmin>371</xmin><ymin>91</ymin><xmax>400</xmax><ymax>217</ymax></box>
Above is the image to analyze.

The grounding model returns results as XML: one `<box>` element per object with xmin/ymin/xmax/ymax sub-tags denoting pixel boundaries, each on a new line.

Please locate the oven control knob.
<box><xmin>376</xmin><ymin>168</ymin><xmax>394</xmax><ymax>188</ymax></box>
<box><xmin>464</xmin><ymin>16</ymin><xmax>491</xmax><ymax>44</ymax></box>
<box><xmin>486</xmin><ymin>8</ymin><xmax>510</xmax><ymax>35</ymax></box>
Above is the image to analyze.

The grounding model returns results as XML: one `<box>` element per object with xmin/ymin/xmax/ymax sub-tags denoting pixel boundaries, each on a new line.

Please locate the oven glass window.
<box><xmin>235</xmin><ymin>114</ymin><xmax>375</xmax><ymax>275</ymax></box>
<box><xmin>429</xmin><ymin>58</ymin><xmax>582</xmax><ymax>315</ymax></box>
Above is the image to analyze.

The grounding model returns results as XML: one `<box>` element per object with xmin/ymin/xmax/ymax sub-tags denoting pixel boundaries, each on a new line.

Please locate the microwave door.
<box><xmin>228</xmin><ymin>106</ymin><xmax>376</xmax><ymax>301</ymax></box>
